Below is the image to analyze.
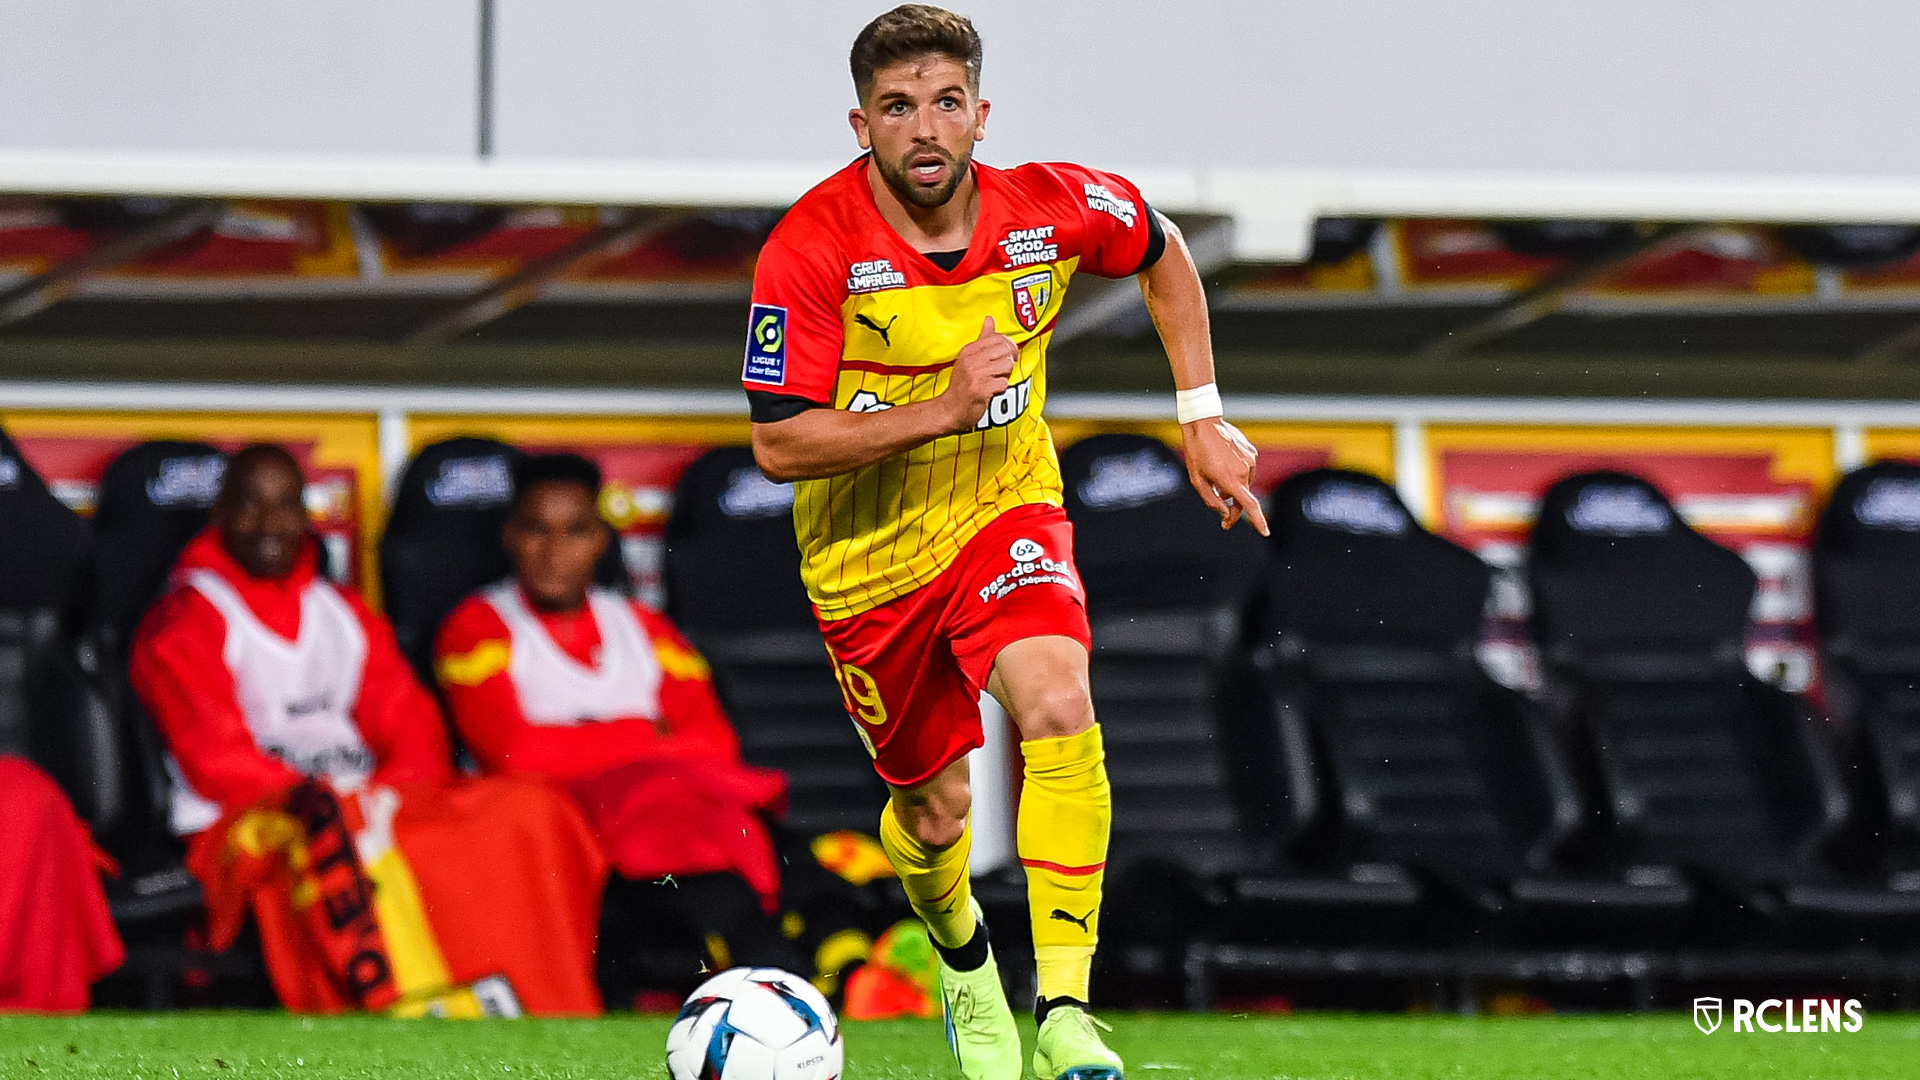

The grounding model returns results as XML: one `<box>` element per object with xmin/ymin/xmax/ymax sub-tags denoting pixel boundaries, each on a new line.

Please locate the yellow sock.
<box><xmin>1018</xmin><ymin>724</ymin><xmax>1111</xmax><ymax>1004</ymax></box>
<box><xmin>878</xmin><ymin>798</ymin><xmax>978</xmax><ymax>949</ymax></box>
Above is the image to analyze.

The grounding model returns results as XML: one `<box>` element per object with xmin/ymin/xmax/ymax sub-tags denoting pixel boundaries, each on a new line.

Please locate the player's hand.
<box><xmin>1181</xmin><ymin>417</ymin><xmax>1269</xmax><ymax>535</ymax></box>
<box><xmin>942</xmin><ymin>316</ymin><xmax>1017</xmax><ymax>433</ymax></box>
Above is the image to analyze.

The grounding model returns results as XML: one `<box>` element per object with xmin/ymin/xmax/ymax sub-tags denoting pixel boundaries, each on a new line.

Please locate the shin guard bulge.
<box><xmin>878</xmin><ymin>798</ymin><xmax>978</xmax><ymax>949</ymax></box>
<box><xmin>1018</xmin><ymin>724</ymin><xmax>1111</xmax><ymax>1004</ymax></box>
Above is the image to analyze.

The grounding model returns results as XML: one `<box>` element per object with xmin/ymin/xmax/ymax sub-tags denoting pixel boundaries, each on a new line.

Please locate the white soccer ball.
<box><xmin>665</xmin><ymin>967</ymin><xmax>843</xmax><ymax>1080</ymax></box>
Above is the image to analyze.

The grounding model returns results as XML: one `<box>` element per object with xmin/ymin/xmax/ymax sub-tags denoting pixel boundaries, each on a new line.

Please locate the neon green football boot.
<box><xmin>936</xmin><ymin>901</ymin><xmax>1021</xmax><ymax>1080</ymax></box>
<box><xmin>1032</xmin><ymin>1004</ymin><xmax>1125</xmax><ymax>1080</ymax></box>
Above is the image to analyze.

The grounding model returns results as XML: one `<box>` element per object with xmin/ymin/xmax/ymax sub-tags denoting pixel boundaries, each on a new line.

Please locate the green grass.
<box><xmin>0</xmin><ymin>1011</ymin><xmax>1916</xmax><ymax>1079</ymax></box>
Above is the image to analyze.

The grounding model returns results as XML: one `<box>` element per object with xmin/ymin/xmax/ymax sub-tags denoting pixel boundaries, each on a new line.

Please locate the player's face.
<box><xmin>851</xmin><ymin>56</ymin><xmax>988</xmax><ymax>210</ymax></box>
<box><xmin>504</xmin><ymin>481</ymin><xmax>609</xmax><ymax>613</ymax></box>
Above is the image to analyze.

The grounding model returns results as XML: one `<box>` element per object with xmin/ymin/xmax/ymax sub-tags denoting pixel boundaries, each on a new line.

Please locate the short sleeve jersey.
<box><xmin>744</xmin><ymin>157</ymin><xmax>1156</xmax><ymax>620</ymax></box>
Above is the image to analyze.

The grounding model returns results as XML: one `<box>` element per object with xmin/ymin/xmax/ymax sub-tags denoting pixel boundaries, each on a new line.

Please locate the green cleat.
<box><xmin>1032</xmin><ymin>1005</ymin><xmax>1125</xmax><ymax>1080</ymax></box>
<box><xmin>936</xmin><ymin>902</ymin><xmax>1022</xmax><ymax>1080</ymax></box>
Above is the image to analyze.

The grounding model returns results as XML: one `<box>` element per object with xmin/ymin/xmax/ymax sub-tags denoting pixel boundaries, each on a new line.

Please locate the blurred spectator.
<box><xmin>130</xmin><ymin>444</ymin><xmax>606</xmax><ymax>1016</ymax></box>
<box><xmin>434</xmin><ymin>453</ymin><xmax>799</xmax><ymax>1003</ymax></box>
<box><xmin>0</xmin><ymin>756</ymin><xmax>124</xmax><ymax>1011</ymax></box>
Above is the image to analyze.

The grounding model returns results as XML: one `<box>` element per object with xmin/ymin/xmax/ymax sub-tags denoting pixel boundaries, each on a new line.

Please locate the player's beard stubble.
<box><xmin>874</xmin><ymin>142</ymin><xmax>973</xmax><ymax>209</ymax></box>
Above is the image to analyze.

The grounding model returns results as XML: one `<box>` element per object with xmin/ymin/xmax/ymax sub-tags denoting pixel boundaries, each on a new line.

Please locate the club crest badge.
<box><xmin>1694</xmin><ymin>997</ymin><xmax>1723</xmax><ymax>1034</ymax></box>
<box><xmin>1011</xmin><ymin>269</ymin><xmax>1053</xmax><ymax>332</ymax></box>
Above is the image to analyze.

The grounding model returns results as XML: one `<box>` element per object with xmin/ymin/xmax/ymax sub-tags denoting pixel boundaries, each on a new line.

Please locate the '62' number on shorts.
<box><xmin>831</xmin><ymin>657</ymin><xmax>888</xmax><ymax>727</ymax></box>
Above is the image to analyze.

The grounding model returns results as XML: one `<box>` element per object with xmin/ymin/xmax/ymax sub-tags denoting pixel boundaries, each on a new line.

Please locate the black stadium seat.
<box><xmin>82</xmin><ymin>441</ymin><xmax>225</xmax><ymax>660</ymax></box>
<box><xmin>1061</xmin><ymin>434</ymin><xmax>1266</xmax><ymax>876</ymax></box>
<box><xmin>0</xmin><ymin>423</ymin><xmax>101</xmax><ymax>810</ymax></box>
<box><xmin>1814</xmin><ymin>462</ymin><xmax>1920</xmax><ymax>895</ymax></box>
<box><xmin>1530</xmin><ymin>470</ymin><xmax>1920</xmax><ymax>937</ymax></box>
<box><xmin>78</xmin><ymin>441</ymin><xmax>225</xmax><ymax>882</ymax></box>
<box><xmin>381</xmin><ymin>438</ymin><xmax>526</xmax><ymax>688</ymax></box>
<box><xmin>662</xmin><ymin>446</ymin><xmax>884</xmax><ymax>834</ymax></box>
<box><xmin>1227</xmin><ymin>468</ymin><xmax>1585</xmax><ymax>942</ymax></box>
<box><xmin>1058</xmin><ymin>434</ymin><xmax>1269</xmax><ymax>987</ymax></box>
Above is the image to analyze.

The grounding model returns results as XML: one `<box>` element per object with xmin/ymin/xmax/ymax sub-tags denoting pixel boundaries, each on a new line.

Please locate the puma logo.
<box><xmin>854</xmin><ymin>313</ymin><xmax>899</xmax><ymax>347</ymax></box>
<box><xmin>1049</xmin><ymin>908</ymin><xmax>1092</xmax><ymax>933</ymax></box>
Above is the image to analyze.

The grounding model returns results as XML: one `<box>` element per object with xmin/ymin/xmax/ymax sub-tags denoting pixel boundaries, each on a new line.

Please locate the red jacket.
<box><xmin>130</xmin><ymin>530</ymin><xmax>452</xmax><ymax>816</ymax></box>
<box><xmin>436</xmin><ymin>591</ymin><xmax>787</xmax><ymax>907</ymax></box>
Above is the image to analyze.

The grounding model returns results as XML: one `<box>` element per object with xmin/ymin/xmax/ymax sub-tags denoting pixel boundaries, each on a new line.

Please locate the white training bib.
<box><xmin>168</xmin><ymin>570</ymin><xmax>373</xmax><ymax>835</ymax></box>
<box><xmin>483</xmin><ymin>584</ymin><xmax>663</xmax><ymax>726</ymax></box>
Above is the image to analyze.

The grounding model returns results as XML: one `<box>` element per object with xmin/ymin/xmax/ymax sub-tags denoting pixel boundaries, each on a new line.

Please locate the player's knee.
<box><xmin>899</xmin><ymin>797</ymin><xmax>969</xmax><ymax>849</ymax></box>
<box><xmin>1018</xmin><ymin>683</ymin><xmax>1095</xmax><ymax>740</ymax></box>
<box><xmin>911</xmin><ymin>810</ymin><xmax>968</xmax><ymax>850</ymax></box>
<box><xmin>895</xmin><ymin>775</ymin><xmax>972</xmax><ymax>849</ymax></box>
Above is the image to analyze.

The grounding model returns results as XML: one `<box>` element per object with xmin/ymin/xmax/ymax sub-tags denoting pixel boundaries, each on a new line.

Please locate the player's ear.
<box><xmin>849</xmin><ymin>108</ymin><xmax>873</xmax><ymax>150</ymax></box>
<box><xmin>973</xmin><ymin>98</ymin><xmax>990</xmax><ymax>142</ymax></box>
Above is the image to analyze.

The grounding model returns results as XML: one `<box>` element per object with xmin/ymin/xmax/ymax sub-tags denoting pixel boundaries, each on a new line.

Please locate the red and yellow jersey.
<box><xmin>744</xmin><ymin>157</ymin><xmax>1157</xmax><ymax>619</ymax></box>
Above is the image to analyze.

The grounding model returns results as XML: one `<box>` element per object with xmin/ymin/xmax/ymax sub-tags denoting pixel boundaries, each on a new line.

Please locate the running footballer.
<box><xmin>744</xmin><ymin>8</ymin><xmax>1266</xmax><ymax>1080</ymax></box>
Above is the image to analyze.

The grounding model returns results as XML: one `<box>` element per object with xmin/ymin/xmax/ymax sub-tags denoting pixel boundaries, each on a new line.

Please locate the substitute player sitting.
<box><xmin>744</xmin><ymin>7</ymin><xmax>1266</xmax><ymax>1080</ymax></box>
<box><xmin>434</xmin><ymin>453</ymin><xmax>798</xmax><ymax>1001</ymax></box>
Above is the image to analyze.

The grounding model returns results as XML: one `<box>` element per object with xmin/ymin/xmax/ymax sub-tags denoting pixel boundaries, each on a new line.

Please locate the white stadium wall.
<box><xmin>492</xmin><ymin>0</ymin><xmax>1920</xmax><ymax>179</ymax></box>
<box><xmin>0</xmin><ymin>1</ymin><xmax>480</xmax><ymax>156</ymax></box>
<box><xmin>5</xmin><ymin>1</ymin><xmax>1920</xmax><ymax>178</ymax></box>
<box><xmin>6</xmin><ymin>3</ymin><xmax>1920</xmax><ymax>260</ymax></box>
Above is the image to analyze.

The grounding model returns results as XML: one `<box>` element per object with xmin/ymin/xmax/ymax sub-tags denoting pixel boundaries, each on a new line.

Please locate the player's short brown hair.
<box><xmin>850</xmin><ymin>5</ymin><xmax>982</xmax><ymax>102</ymax></box>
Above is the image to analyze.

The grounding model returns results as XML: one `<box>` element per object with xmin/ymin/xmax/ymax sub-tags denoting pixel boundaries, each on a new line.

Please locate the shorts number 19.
<box><xmin>830</xmin><ymin>656</ymin><xmax>888</xmax><ymax>727</ymax></box>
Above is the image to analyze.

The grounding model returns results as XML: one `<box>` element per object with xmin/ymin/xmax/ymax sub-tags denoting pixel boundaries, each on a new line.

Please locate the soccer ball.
<box><xmin>665</xmin><ymin>967</ymin><xmax>843</xmax><ymax>1080</ymax></box>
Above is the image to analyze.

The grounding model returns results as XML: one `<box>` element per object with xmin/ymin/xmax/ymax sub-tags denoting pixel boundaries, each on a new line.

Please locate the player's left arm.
<box><xmin>1137</xmin><ymin>210</ymin><xmax>1269</xmax><ymax>535</ymax></box>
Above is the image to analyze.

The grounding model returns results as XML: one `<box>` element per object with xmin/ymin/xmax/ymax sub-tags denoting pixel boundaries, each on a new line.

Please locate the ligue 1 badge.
<box><xmin>1694</xmin><ymin>997</ymin><xmax>1723</xmax><ymax>1034</ymax></box>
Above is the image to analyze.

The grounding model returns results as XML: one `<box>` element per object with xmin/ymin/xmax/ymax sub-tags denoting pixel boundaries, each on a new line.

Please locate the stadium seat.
<box><xmin>1227</xmin><ymin>468</ymin><xmax>1594</xmax><ymax>944</ymax></box>
<box><xmin>76</xmin><ymin>441</ymin><xmax>228</xmax><ymax>915</ymax></box>
<box><xmin>661</xmin><ymin>446</ymin><xmax>885</xmax><ymax>835</ymax></box>
<box><xmin>1061</xmin><ymin>434</ymin><xmax>1267</xmax><ymax>876</ymax></box>
<box><xmin>1530</xmin><ymin>470</ymin><xmax>1920</xmax><ymax>938</ymax></box>
<box><xmin>82</xmin><ymin>441</ymin><xmax>225</xmax><ymax>661</ymax></box>
<box><xmin>382</xmin><ymin>438</ymin><xmax>526</xmax><ymax>688</ymax></box>
<box><xmin>1813</xmin><ymin>461</ymin><xmax>1920</xmax><ymax>900</ymax></box>
<box><xmin>0</xmin><ymin>423</ymin><xmax>103</xmax><ymax>814</ymax></box>
<box><xmin>380</xmin><ymin>436</ymin><xmax>630</xmax><ymax>691</ymax></box>
<box><xmin>1056</xmin><ymin>433</ymin><xmax>1271</xmax><ymax>989</ymax></box>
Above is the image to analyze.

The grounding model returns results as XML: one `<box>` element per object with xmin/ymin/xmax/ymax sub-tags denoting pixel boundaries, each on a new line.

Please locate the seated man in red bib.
<box><xmin>131</xmin><ymin>444</ymin><xmax>606</xmax><ymax>1016</ymax></box>
<box><xmin>434</xmin><ymin>453</ymin><xmax>798</xmax><ymax>1003</ymax></box>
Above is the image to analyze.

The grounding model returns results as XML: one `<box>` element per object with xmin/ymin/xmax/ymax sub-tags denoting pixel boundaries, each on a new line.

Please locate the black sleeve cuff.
<box><xmin>747</xmin><ymin>390</ymin><xmax>826</xmax><ymax>424</ymax></box>
<box><xmin>1133</xmin><ymin>203</ymin><xmax>1167</xmax><ymax>275</ymax></box>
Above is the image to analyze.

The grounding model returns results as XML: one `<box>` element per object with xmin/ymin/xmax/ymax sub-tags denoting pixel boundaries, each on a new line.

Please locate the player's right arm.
<box><xmin>743</xmin><ymin>235</ymin><xmax>1014</xmax><ymax>483</ymax></box>
<box><xmin>753</xmin><ymin>316</ymin><xmax>1014</xmax><ymax>482</ymax></box>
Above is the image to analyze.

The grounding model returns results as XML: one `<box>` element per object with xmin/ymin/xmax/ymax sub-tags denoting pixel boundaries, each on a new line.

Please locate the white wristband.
<box><xmin>1175</xmin><ymin>383</ymin><xmax>1224</xmax><ymax>424</ymax></box>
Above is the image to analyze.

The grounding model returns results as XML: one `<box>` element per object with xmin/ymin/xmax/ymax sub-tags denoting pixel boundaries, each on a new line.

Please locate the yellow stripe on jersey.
<box><xmin>799</xmin><ymin>257</ymin><xmax>1080</xmax><ymax>619</ymax></box>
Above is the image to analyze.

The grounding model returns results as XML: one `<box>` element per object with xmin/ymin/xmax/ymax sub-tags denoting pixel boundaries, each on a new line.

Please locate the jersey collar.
<box><xmin>853</xmin><ymin>153</ymin><xmax>993</xmax><ymax>282</ymax></box>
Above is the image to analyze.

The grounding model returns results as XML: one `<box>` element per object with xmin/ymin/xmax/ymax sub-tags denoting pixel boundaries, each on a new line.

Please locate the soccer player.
<box><xmin>744</xmin><ymin>7</ymin><xmax>1266</xmax><ymax>1080</ymax></box>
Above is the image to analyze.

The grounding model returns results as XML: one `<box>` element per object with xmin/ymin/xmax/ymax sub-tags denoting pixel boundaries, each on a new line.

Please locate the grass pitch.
<box><xmin>1</xmin><ymin>1011</ymin><xmax>1915</xmax><ymax>1079</ymax></box>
